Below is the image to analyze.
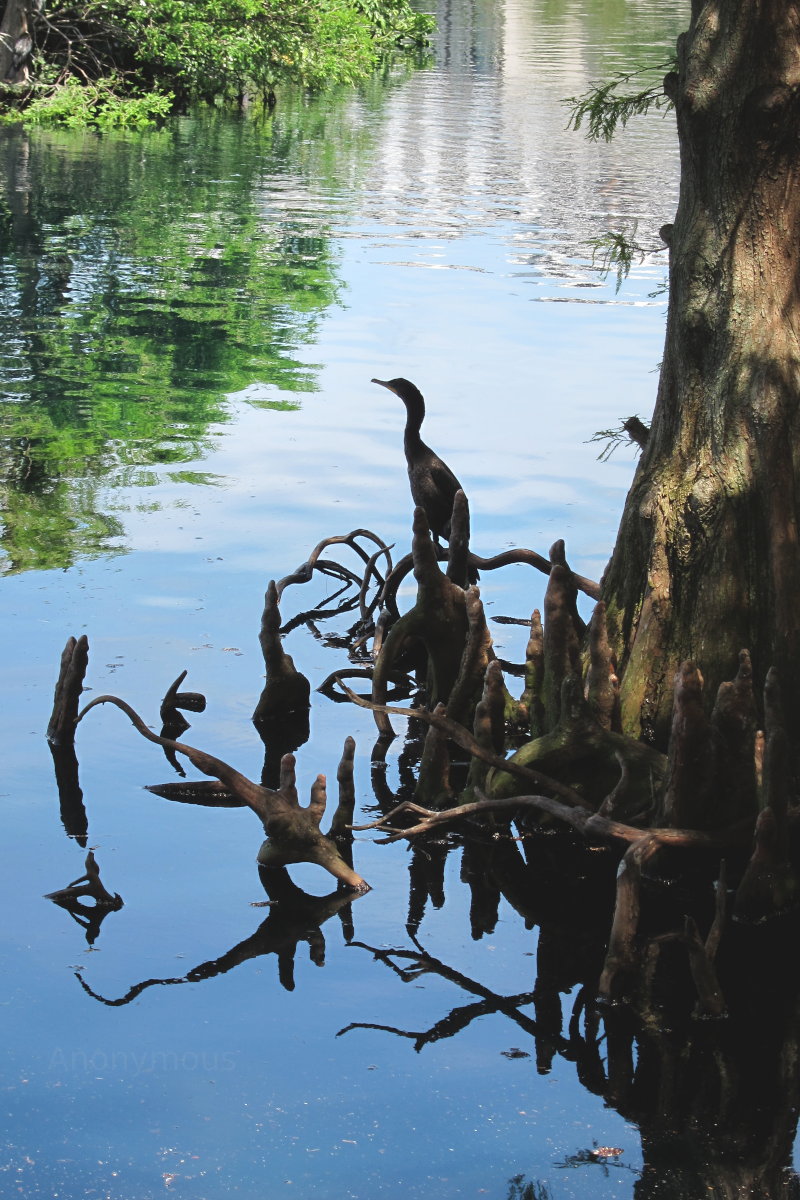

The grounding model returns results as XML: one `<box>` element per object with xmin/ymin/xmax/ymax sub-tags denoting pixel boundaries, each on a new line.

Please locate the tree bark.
<box><xmin>603</xmin><ymin>2</ymin><xmax>800</xmax><ymax>749</ymax></box>
<box><xmin>0</xmin><ymin>0</ymin><xmax>31</xmax><ymax>83</ymax></box>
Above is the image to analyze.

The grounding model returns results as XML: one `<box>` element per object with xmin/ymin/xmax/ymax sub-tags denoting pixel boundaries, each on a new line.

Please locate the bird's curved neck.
<box><xmin>402</xmin><ymin>394</ymin><xmax>425</xmax><ymax>445</ymax></box>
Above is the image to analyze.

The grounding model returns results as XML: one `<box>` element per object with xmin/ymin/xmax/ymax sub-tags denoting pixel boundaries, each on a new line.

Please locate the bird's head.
<box><xmin>371</xmin><ymin>377</ymin><xmax>425</xmax><ymax>412</ymax></box>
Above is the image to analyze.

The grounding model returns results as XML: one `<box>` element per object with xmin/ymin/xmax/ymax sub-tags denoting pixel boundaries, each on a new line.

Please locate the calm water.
<box><xmin>6</xmin><ymin>1</ymin><xmax>789</xmax><ymax>1198</ymax></box>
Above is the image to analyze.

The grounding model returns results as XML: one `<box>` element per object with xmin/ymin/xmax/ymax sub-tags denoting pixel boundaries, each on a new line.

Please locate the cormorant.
<box><xmin>7</xmin><ymin>33</ymin><xmax>32</xmax><ymax>81</ymax></box>
<box><xmin>372</xmin><ymin>376</ymin><xmax>465</xmax><ymax>542</ymax></box>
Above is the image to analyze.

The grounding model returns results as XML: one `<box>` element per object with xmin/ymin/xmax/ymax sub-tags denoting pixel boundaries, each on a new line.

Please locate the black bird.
<box><xmin>371</xmin><ymin>376</ymin><xmax>465</xmax><ymax>543</ymax></box>
<box><xmin>8</xmin><ymin>33</ymin><xmax>32</xmax><ymax>80</ymax></box>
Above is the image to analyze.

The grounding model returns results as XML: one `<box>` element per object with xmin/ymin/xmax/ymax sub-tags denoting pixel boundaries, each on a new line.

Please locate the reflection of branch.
<box><xmin>45</xmin><ymin>851</ymin><xmax>123</xmax><ymax>945</ymax></box>
<box><xmin>75</xmin><ymin>871</ymin><xmax>360</xmax><ymax>1004</ymax></box>
<box><xmin>338</xmin><ymin>993</ymin><xmax>538</xmax><ymax>1053</ymax></box>
<box><xmin>317</xmin><ymin>668</ymin><xmax>415</xmax><ymax>704</ymax></box>
<box><xmin>338</xmin><ymin>940</ymin><xmax>552</xmax><ymax>1054</ymax></box>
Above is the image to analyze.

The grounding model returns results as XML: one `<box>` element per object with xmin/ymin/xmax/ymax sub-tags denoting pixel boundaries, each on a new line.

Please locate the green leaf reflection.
<box><xmin>0</xmin><ymin>109</ymin><xmax>352</xmax><ymax>573</ymax></box>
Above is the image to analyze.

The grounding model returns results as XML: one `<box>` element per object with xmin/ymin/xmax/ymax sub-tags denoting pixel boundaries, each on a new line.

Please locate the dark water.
<box><xmin>6</xmin><ymin>2</ymin><xmax>795</xmax><ymax>1198</ymax></box>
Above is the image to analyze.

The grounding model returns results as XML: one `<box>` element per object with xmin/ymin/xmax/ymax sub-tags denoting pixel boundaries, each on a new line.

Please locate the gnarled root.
<box><xmin>488</xmin><ymin>676</ymin><xmax>667</xmax><ymax>821</ymax></box>
<box><xmin>375</xmin><ymin>541</ymin><xmax>599</xmax><ymax>629</ymax></box>
<box><xmin>256</xmin><ymin>752</ymin><xmax>369</xmax><ymax>892</ymax></box>
<box><xmin>77</xmin><ymin>694</ymin><xmax>368</xmax><ymax>892</ymax></box>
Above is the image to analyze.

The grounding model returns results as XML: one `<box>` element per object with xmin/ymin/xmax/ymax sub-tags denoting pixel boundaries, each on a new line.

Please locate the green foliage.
<box><xmin>588</xmin><ymin>418</ymin><xmax>648</xmax><ymax>462</ymax></box>
<box><xmin>588</xmin><ymin>422</ymin><xmax>637</xmax><ymax>462</ymax></box>
<box><xmin>353</xmin><ymin>0</ymin><xmax>435</xmax><ymax>43</ymax></box>
<box><xmin>6</xmin><ymin>78</ymin><xmax>174</xmax><ymax>130</ymax></box>
<box><xmin>0</xmin><ymin>111</ymin><xmax>349</xmax><ymax>570</ymax></box>
<box><xmin>1</xmin><ymin>0</ymin><xmax>434</xmax><ymax>126</ymax></box>
<box><xmin>588</xmin><ymin>222</ymin><xmax>668</xmax><ymax>299</ymax></box>
<box><xmin>565</xmin><ymin>62</ymin><xmax>674</xmax><ymax>142</ymax></box>
<box><xmin>589</xmin><ymin>225</ymin><xmax>643</xmax><ymax>292</ymax></box>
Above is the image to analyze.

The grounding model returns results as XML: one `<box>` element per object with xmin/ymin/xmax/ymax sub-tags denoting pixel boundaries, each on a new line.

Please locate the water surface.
<box><xmin>6</xmin><ymin>2</ymin><xmax>777</xmax><ymax>1198</ymax></box>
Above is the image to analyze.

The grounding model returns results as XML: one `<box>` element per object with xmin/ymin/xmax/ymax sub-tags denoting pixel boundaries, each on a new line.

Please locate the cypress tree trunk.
<box><xmin>0</xmin><ymin>0</ymin><xmax>31</xmax><ymax>83</ymax></box>
<box><xmin>603</xmin><ymin>0</ymin><xmax>800</xmax><ymax>748</ymax></box>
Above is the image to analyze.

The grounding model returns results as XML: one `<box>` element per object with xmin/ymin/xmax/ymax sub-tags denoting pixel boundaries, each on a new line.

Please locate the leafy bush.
<box><xmin>7</xmin><ymin>77</ymin><xmax>174</xmax><ymax>129</ymax></box>
<box><xmin>0</xmin><ymin>0</ymin><xmax>435</xmax><ymax>126</ymax></box>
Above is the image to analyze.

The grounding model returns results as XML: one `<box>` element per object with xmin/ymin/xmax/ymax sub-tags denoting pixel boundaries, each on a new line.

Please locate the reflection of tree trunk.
<box><xmin>633</xmin><ymin>1018</ymin><xmax>800</xmax><ymax>1200</ymax></box>
<box><xmin>622</xmin><ymin>927</ymin><xmax>800</xmax><ymax>1200</ymax></box>
<box><xmin>0</xmin><ymin>0</ymin><xmax>31</xmax><ymax>83</ymax></box>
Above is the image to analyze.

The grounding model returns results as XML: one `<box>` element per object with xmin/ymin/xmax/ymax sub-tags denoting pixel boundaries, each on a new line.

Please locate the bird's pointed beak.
<box><xmin>371</xmin><ymin>378</ymin><xmax>397</xmax><ymax>395</ymax></box>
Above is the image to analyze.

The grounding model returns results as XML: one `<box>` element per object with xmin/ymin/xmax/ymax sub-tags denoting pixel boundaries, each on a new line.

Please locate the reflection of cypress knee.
<box><xmin>459</xmin><ymin>838</ymin><xmax>500</xmax><ymax>940</ymax></box>
<box><xmin>50</xmin><ymin>740</ymin><xmax>88</xmax><ymax>846</ymax></box>
<box><xmin>253</xmin><ymin>580</ymin><xmax>311</xmax><ymax>725</ymax></box>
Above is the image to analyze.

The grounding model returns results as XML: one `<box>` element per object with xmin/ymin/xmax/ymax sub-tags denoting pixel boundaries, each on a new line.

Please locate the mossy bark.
<box><xmin>602</xmin><ymin>3</ymin><xmax>800</xmax><ymax>748</ymax></box>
